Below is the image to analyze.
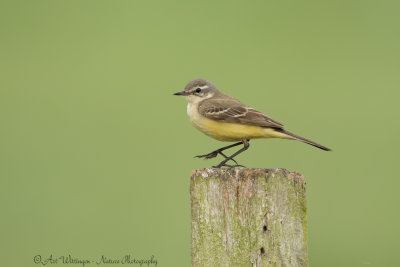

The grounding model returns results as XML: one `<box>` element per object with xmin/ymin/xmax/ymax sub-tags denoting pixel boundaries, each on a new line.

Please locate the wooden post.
<box><xmin>190</xmin><ymin>168</ymin><xmax>307</xmax><ymax>267</ymax></box>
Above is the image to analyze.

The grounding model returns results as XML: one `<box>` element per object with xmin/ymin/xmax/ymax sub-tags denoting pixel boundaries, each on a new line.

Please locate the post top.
<box><xmin>191</xmin><ymin>167</ymin><xmax>302</xmax><ymax>176</ymax></box>
<box><xmin>191</xmin><ymin>168</ymin><xmax>305</xmax><ymax>183</ymax></box>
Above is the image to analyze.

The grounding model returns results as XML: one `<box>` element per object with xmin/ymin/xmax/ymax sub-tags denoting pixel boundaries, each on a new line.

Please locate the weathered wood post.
<box><xmin>190</xmin><ymin>168</ymin><xmax>307</xmax><ymax>267</ymax></box>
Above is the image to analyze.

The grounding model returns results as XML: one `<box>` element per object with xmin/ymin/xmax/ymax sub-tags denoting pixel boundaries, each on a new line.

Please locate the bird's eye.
<box><xmin>195</xmin><ymin>88</ymin><xmax>201</xmax><ymax>93</ymax></box>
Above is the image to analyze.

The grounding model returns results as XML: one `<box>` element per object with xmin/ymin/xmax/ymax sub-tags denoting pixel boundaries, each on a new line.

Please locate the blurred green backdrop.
<box><xmin>1</xmin><ymin>0</ymin><xmax>399</xmax><ymax>266</ymax></box>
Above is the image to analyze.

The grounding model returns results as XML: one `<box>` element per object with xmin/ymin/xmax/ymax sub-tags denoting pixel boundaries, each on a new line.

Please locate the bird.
<box><xmin>173</xmin><ymin>78</ymin><xmax>331</xmax><ymax>168</ymax></box>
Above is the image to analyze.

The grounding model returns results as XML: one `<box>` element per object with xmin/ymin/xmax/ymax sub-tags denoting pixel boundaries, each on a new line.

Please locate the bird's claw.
<box><xmin>212</xmin><ymin>163</ymin><xmax>246</xmax><ymax>169</ymax></box>
<box><xmin>195</xmin><ymin>151</ymin><xmax>240</xmax><ymax>165</ymax></box>
<box><xmin>195</xmin><ymin>151</ymin><xmax>219</xmax><ymax>159</ymax></box>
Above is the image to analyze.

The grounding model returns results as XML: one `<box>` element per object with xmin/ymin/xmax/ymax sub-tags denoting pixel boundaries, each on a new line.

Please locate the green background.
<box><xmin>1</xmin><ymin>0</ymin><xmax>399</xmax><ymax>266</ymax></box>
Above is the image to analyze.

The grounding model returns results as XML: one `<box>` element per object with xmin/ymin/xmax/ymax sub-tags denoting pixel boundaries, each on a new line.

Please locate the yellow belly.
<box><xmin>187</xmin><ymin>103</ymin><xmax>288</xmax><ymax>142</ymax></box>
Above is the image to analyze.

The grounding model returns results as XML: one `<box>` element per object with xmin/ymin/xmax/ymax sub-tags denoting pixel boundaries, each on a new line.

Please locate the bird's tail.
<box><xmin>278</xmin><ymin>129</ymin><xmax>331</xmax><ymax>151</ymax></box>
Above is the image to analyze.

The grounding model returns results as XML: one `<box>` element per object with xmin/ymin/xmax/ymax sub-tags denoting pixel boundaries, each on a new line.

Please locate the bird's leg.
<box><xmin>195</xmin><ymin>141</ymin><xmax>244</xmax><ymax>160</ymax></box>
<box><xmin>219</xmin><ymin>151</ymin><xmax>239</xmax><ymax>165</ymax></box>
<box><xmin>213</xmin><ymin>140</ymin><xmax>250</xmax><ymax>168</ymax></box>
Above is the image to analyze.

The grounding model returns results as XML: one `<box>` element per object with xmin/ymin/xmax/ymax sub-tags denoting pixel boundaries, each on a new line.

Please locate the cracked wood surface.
<box><xmin>190</xmin><ymin>168</ymin><xmax>308</xmax><ymax>267</ymax></box>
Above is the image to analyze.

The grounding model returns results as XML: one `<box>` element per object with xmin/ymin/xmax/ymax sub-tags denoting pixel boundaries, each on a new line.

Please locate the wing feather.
<box><xmin>198</xmin><ymin>98</ymin><xmax>283</xmax><ymax>129</ymax></box>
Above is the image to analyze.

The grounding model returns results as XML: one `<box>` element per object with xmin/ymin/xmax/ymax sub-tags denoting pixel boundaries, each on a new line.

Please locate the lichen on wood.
<box><xmin>190</xmin><ymin>168</ymin><xmax>307</xmax><ymax>267</ymax></box>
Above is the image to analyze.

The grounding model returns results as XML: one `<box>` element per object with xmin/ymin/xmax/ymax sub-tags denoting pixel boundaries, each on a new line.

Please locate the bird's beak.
<box><xmin>173</xmin><ymin>91</ymin><xmax>187</xmax><ymax>96</ymax></box>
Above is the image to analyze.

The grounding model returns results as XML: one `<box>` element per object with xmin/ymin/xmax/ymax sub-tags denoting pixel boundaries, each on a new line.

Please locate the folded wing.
<box><xmin>198</xmin><ymin>98</ymin><xmax>283</xmax><ymax>129</ymax></box>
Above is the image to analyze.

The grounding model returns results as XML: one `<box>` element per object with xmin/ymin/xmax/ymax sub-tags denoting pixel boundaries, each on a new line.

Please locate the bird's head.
<box><xmin>174</xmin><ymin>78</ymin><xmax>220</xmax><ymax>104</ymax></box>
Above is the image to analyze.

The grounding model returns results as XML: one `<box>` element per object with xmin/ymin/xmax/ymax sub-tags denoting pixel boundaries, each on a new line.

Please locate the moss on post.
<box><xmin>190</xmin><ymin>168</ymin><xmax>307</xmax><ymax>267</ymax></box>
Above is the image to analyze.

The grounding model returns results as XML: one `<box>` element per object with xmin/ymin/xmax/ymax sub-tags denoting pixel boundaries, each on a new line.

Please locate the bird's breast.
<box><xmin>187</xmin><ymin>103</ymin><xmax>206</xmax><ymax>131</ymax></box>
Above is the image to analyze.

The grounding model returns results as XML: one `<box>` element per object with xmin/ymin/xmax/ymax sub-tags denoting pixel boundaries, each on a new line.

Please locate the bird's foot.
<box><xmin>195</xmin><ymin>150</ymin><xmax>220</xmax><ymax>159</ymax></box>
<box><xmin>211</xmin><ymin>154</ymin><xmax>246</xmax><ymax>168</ymax></box>
<box><xmin>213</xmin><ymin>158</ymin><xmax>245</xmax><ymax>168</ymax></box>
<box><xmin>212</xmin><ymin>163</ymin><xmax>246</xmax><ymax>169</ymax></box>
<box><xmin>195</xmin><ymin>151</ymin><xmax>240</xmax><ymax>165</ymax></box>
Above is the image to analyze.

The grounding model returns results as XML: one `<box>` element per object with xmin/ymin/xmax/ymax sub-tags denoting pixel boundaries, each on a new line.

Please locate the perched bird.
<box><xmin>174</xmin><ymin>78</ymin><xmax>331</xmax><ymax>168</ymax></box>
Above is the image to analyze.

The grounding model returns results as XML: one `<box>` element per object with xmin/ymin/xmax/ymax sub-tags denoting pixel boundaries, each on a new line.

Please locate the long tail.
<box><xmin>278</xmin><ymin>129</ymin><xmax>331</xmax><ymax>151</ymax></box>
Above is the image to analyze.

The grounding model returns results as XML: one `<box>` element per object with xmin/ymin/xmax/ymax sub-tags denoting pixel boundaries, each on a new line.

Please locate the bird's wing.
<box><xmin>198</xmin><ymin>98</ymin><xmax>284</xmax><ymax>129</ymax></box>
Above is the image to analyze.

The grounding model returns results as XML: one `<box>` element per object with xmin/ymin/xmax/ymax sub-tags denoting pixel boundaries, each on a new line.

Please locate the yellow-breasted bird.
<box><xmin>174</xmin><ymin>78</ymin><xmax>331</xmax><ymax>168</ymax></box>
